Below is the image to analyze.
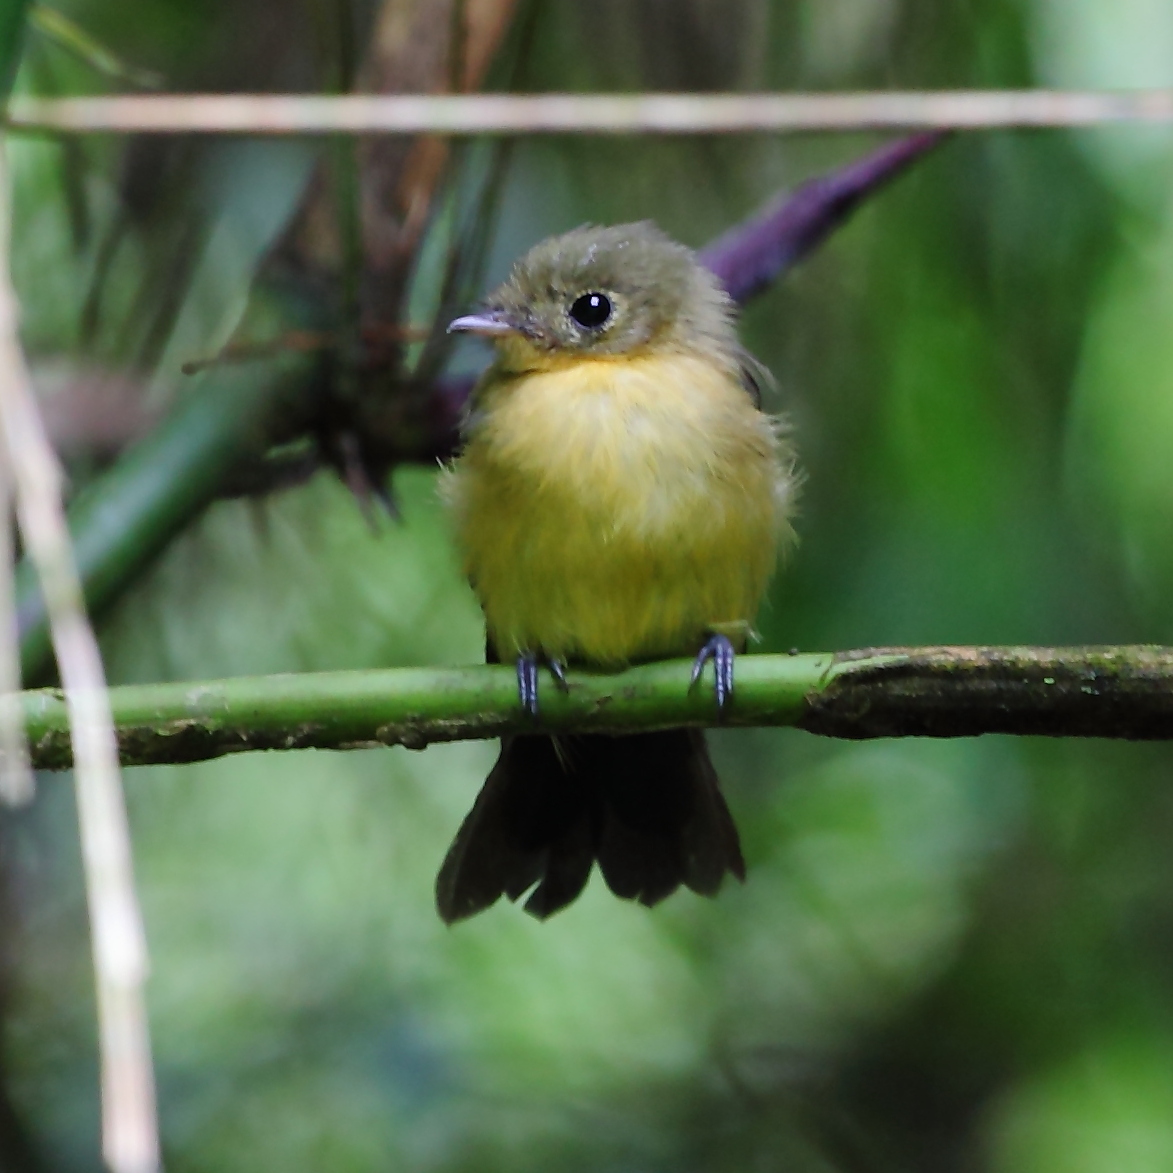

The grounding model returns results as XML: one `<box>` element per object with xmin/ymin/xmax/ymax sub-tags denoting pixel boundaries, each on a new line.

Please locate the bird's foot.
<box><xmin>517</xmin><ymin>652</ymin><xmax>570</xmax><ymax>718</ymax></box>
<box><xmin>689</xmin><ymin>633</ymin><xmax>736</xmax><ymax>712</ymax></box>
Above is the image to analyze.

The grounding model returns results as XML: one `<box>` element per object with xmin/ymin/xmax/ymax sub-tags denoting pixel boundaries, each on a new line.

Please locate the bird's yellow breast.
<box><xmin>442</xmin><ymin>350</ymin><xmax>795</xmax><ymax>665</ymax></box>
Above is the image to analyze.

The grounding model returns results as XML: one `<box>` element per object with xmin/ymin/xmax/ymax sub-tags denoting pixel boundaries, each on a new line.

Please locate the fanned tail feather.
<box><xmin>435</xmin><ymin>730</ymin><xmax>745</xmax><ymax>923</ymax></box>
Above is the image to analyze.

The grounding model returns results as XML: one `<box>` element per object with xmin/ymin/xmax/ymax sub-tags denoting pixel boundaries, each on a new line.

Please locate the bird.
<box><xmin>436</xmin><ymin>221</ymin><xmax>797</xmax><ymax>922</ymax></box>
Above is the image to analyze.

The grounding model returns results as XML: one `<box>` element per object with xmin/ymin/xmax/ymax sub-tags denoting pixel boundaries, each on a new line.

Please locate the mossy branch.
<box><xmin>22</xmin><ymin>645</ymin><xmax>1173</xmax><ymax>771</ymax></box>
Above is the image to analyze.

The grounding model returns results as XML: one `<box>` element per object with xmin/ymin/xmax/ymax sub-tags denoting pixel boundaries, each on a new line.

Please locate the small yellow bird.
<box><xmin>437</xmin><ymin>222</ymin><xmax>797</xmax><ymax>922</ymax></box>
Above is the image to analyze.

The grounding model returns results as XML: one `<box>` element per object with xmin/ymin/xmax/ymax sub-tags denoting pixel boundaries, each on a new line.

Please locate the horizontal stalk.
<box><xmin>21</xmin><ymin>645</ymin><xmax>1173</xmax><ymax>771</ymax></box>
<box><xmin>6</xmin><ymin>90</ymin><xmax>1173</xmax><ymax>135</ymax></box>
<box><xmin>8</xmin><ymin>91</ymin><xmax>1173</xmax><ymax>135</ymax></box>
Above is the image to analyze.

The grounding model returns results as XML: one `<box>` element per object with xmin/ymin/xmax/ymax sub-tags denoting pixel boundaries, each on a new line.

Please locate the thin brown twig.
<box><xmin>0</xmin><ymin>147</ymin><xmax>158</xmax><ymax>1173</ymax></box>
<box><xmin>7</xmin><ymin>89</ymin><xmax>1173</xmax><ymax>135</ymax></box>
<box><xmin>179</xmin><ymin>322</ymin><xmax>430</xmax><ymax>375</ymax></box>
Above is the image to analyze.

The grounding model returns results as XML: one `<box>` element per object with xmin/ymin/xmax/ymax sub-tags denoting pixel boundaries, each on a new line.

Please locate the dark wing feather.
<box><xmin>737</xmin><ymin>348</ymin><xmax>775</xmax><ymax>408</ymax></box>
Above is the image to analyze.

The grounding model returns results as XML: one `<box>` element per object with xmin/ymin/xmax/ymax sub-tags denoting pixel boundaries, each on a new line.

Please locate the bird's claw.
<box><xmin>690</xmin><ymin>633</ymin><xmax>736</xmax><ymax>711</ymax></box>
<box><xmin>547</xmin><ymin>657</ymin><xmax>569</xmax><ymax>693</ymax></box>
<box><xmin>517</xmin><ymin>652</ymin><xmax>569</xmax><ymax>718</ymax></box>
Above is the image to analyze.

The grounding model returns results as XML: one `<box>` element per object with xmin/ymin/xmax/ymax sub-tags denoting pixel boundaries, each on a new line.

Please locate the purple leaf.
<box><xmin>700</xmin><ymin>131</ymin><xmax>949</xmax><ymax>304</ymax></box>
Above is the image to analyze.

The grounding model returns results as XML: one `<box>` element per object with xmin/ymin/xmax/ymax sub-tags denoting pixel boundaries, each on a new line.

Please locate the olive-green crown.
<box><xmin>482</xmin><ymin>221</ymin><xmax>740</xmax><ymax>364</ymax></box>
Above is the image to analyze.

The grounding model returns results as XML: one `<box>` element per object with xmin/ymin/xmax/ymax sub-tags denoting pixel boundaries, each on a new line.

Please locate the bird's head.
<box><xmin>449</xmin><ymin>222</ymin><xmax>738</xmax><ymax>374</ymax></box>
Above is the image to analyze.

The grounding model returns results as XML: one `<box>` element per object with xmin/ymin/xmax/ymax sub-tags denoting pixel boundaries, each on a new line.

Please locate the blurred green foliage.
<box><xmin>5</xmin><ymin>1</ymin><xmax>1173</xmax><ymax>1171</ymax></box>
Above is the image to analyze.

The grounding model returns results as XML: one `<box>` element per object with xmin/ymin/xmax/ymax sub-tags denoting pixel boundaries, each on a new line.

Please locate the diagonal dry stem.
<box><xmin>0</xmin><ymin>144</ymin><xmax>157</xmax><ymax>1173</ymax></box>
<box><xmin>0</xmin><ymin>455</ymin><xmax>32</xmax><ymax>804</ymax></box>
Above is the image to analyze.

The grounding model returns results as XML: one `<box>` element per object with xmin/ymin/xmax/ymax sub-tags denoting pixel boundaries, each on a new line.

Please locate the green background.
<box><xmin>7</xmin><ymin>1</ymin><xmax>1173</xmax><ymax>1170</ymax></box>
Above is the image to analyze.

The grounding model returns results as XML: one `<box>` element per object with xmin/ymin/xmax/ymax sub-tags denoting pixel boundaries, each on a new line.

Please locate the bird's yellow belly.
<box><xmin>444</xmin><ymin>353</ymin><xmax>793</xmax><ymax>666</ymax></box>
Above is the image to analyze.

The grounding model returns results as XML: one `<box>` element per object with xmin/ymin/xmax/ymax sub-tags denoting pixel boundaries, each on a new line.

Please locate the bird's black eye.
<box><xmin>569</xmin><ymin>292</ymin><xmax>612</xmax><ymax>330</ymax></box>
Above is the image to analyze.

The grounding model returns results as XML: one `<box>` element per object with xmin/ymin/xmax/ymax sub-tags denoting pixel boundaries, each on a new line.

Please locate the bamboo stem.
<box><xmin>22</xmin><ymin>646</ymin><xmax>1173</xmax><ymax>771</ymax></box>
<box><xmin>16</xmin><ymin>350</ymin><xmax>321</xmax><ymax>683</ymax></box>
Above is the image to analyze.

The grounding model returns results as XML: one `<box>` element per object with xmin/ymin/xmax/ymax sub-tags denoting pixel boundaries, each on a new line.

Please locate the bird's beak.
<box><xmin>447</xmin><ymin>310</ymin><xmax>520</xmax><ymax>337</ymax></box>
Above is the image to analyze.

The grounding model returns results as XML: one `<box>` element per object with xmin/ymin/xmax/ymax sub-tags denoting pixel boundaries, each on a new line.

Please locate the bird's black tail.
<box><xmin>435</xmin><ymin>730</ymin><xmax>745</xmax><ymax>923</ymax></box>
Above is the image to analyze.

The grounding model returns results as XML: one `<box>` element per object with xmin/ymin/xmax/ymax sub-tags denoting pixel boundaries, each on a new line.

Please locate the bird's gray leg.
<box><xmin>516</xmin><ymin>652</ymin><xmax>570</xmax><ymax>717</ymax></box>
<box><xmin>689</xmin><ymin>634</ymin><xmax>736</xmax><ymax>711</ymax></box>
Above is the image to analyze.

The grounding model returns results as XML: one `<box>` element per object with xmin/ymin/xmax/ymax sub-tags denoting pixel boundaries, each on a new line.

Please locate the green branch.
<box><xmin>22</xmin><ymin>645</ymin><xmax>1173</xmax><ymax>771</ymax></box>
<box><xmin>17</xmin><ymin>350</ymin><xmax>320</xmax><ymax>683</ymax></box>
